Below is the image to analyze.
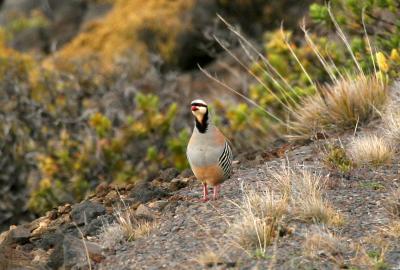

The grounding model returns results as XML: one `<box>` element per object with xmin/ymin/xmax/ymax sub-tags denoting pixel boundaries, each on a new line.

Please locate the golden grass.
<box><xmin>303</xmin><ymin>227</ymin><xmax>345</xmax><ymax>264</ymax></box>
<box><xmin>99</xmin><ymin>223</ymin><xmax>125</xmax><ymax>250</ymax></box>
<box><xmin>270</xmin><ymin>166</ymin><xmax>343</xmax><ymax>226</ymax></box>
<box><xmin>195</xmin><ymin>250</ymin><xmax>223</xmax><ymax>267</ymax></box>
<box><xmin>245</xmin><ymin>189</ymin><xmax>289</xmax><ymax>220</ymax></box>
<box><xmin>230</xmin><ymin>187</ymin><xmax>288</xmax><ymax>255</ymax></box>
<box><xmin>348</xmin><ymin>135</ymin><xmax>394</xmax><ymax>167</ymax></box>
<box><xmin>289</xmin><ymin>75</ymin><xmax>388</xmax><ymax>140</ymax></box>
<box><xmin>115</xmin><ymin>207</ymin><xmax>156</xmax><ymax>241</ymax></box>
<box><xmin>383</xmin><ymin>109</ymin><xmax>400</xmax><ymax>145</ymax></box>
<box><xmin>351</xmin><ymin>239</ymin><xmax>389</xmax><ymax>270</ymax></box>
<box><xmin>384</xmin><ymin>188</ymin><xmax>400</xmax><ymax>217</ymax></box>
<box><xmin>99</xmin><ymin>206</ymin><xmax>157</xmax><ymax>249</ymax></box>
<box><xmin>386</xmin><ymin>221</ymin><xmax>400</xmax><ymax>238</ymax></box>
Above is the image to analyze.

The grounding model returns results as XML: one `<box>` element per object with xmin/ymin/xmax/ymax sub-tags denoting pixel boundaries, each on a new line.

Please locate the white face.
<box><xmin>190</xmin><ymin>99</ymin><xmax>208</xmax><ymax>121</ymax></box>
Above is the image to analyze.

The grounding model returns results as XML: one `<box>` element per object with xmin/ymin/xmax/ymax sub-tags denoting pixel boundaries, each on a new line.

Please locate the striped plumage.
<box><xmin>219</xmin><ymin>142</ymin><xmax>233</xmax><ymax>178</ymax></box>
<box><xmin>186</xmin><ymin>99</ymin><xmax>233</xmax><ymax>201</ymax></box>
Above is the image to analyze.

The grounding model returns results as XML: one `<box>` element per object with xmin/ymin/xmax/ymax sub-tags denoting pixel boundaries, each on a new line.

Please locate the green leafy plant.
<box><xmin>27</xmin><ymin>91</ymin><xmax>189</xmax><ymax>214</ymax></box>
<box><xmin>325</xmin><ymin>145</ymin><xmax>353</xmax><ymax>173</ymax></box>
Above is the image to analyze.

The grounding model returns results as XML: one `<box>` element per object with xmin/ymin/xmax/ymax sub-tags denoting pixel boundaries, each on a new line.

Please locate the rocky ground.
<box><xmin>1</xmin><ymin>130</ymin><xmax>400</xmax><ymax>270</ymax></box>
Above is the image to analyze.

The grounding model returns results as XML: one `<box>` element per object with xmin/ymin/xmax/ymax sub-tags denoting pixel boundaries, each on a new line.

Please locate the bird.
<box><xmin>186</xmin><ymin>99</ymin><xmax>233</xmax><ymax>201</ymax></box>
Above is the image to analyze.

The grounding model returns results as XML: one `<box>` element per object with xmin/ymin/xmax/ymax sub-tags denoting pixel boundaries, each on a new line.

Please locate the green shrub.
<box><xmin>7</xmin><ymin>10</ymin><xmax>49</xmax><ymax>36</ymax></box>
<box><xmin>240</xmin><ymin>0</ymin><xmax>400</xmax><ymax>141</ymax></box>
<box><xmin>27</xmin><ymin>90</ymin><xmax>189</xmax><ymax>213</ymax></box>
<box><xmin>325</xmin><ymin>145</ymin><xmax>352</xmax><ymax>173</ymax></box>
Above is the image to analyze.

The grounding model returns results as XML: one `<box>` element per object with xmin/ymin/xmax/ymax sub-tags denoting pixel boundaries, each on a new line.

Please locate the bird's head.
<box><xmin>190</xmin><ymin>99</ymin><xmax>208</xmax><ymax>121</ymax></box>
<box><xmin>191</xmin><ymin>99</ymin><xmax>209</xmax><ymax>133</ymax></box>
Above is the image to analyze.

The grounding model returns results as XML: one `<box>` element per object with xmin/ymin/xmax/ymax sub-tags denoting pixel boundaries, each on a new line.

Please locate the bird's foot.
<box><xmin>212</xmin><ymin>185</ymin><xmax>220</xmax><ymax>200</ymax></box>
<box><xmin>195</xmin><ymin>197</ymin><xmax>209</xmax><ymax>203</ymax></box>
<box><xmin>201</xmin><ymin>197</ymin><xmax>209</xmax><ymax>202</ymax></box>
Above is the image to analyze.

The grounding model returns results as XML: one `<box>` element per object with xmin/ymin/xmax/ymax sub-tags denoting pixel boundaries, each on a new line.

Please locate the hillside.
<box><xmin>0</xmin><ymin>0</ymin><xmax>312</xmax><ymax>232</ymax></box>
<box><xmin>1</xmin><ymin>123</ymin><xmax>400</xmax><ymax>269</ymax></box>
<box><xmin>1</xmin><ymin>0</ymin><xmax>400</xmax><ymax>269</ymax></box>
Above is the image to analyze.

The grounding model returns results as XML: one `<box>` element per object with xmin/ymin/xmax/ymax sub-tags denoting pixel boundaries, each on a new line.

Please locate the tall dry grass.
<box><xmin>303</xmin><ymin>226</ymin><xmax>345</xmax><ymax>264</ymax></box>
<box><xmin>230</xmin><ymin>187</ymin><xmax>288</xmax><ymax>256</ymax></box>
<box><xmin>204</xmin><ymin>10</ymin><xmax>390</xmax><ymax>141</ymax></box>
<box><xmin>288</xmin><ymin>76</ymin><xmax>388</xmax><ymax>139</ymax></box>
<box><xmin>348</xmin><ymin>135</ymin><xmax>394</xmax><ymax>167</ymax></box>
<box><xmin>230</xmin><ymin>166</ymin><xmax>343</xmax><ymax>257</ymax></box>
<box><xmin>99</xmin><ymin>206</ymin><xmax>157</xmax><ymax>250</ymax></box>
<box><xmin>270</xmin><ymin>166</ymin><xmax>343</xmax><ymax>225</ymax></box>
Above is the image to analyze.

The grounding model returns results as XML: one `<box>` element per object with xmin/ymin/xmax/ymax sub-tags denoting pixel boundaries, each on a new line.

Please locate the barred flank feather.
<box><xmin>219</xmin><ymin>142</ymin><xmax>233</xmax><ymax>178</ymax></box>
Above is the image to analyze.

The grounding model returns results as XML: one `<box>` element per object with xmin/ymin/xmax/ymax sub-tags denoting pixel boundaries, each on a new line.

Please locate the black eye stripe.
<box><xmin>191</xmin><ymin>103</ymin><xmax>207</xmax><ymax>107</ymax></box>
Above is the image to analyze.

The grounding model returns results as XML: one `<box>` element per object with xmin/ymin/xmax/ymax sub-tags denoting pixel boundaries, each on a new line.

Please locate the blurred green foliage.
<box><xmin>249</xmin><ymin>0</ymin><xmax>400</xmax><ymax>120</ymax></box>
<box><xmin>27</xmin><ymin>88</ymin><xmax>189</xmax><ymax>213</ymax></box>
<box><xmin>325</xmin><ymin>145</ymin><xmax>353</xmax><ymax>173</ymax></box>
<box><xmin>309</xmin><ymin>0</ymin><xmax>400</xmax><ymax>76</ymax></box>
<box><xmin>6</xmin><ymin>10</ymin><xmax>49</xmax><ymax>36</ymax></box>
<box><xmin>3</xmin><ymin>0</ymin><xmax>400</xmax><ymax>217</ymax></box>
<box><xmin>0</xmin><ymin>52</ymin><xmax>190</xmax><ymax>214</ymax></box>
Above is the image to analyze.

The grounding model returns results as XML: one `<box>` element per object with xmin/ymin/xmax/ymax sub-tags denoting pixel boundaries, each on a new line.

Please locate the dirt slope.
<box><xmin>97</xmin><ymin>134</ymin><xmax>400</xmax><ymax>269</ymax></box>
<box><xmin>1</xmin><ymin>132</ymin><xmax>400</xmax><ymax>270</ymax></box>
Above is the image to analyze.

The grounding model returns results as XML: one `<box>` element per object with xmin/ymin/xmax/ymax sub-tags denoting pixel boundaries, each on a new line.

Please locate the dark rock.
<box><xmin>47</xmin><ymin>241</ymin><xmax>64</xmax><ymax>270</ymax></box>
<box><xmin>163</xmin><ymin>201</ymin><xmax>179</xmax><ymax>214</ymax></box>
<box><xmin>47</xmin><ymin>210</ymin><xmax>58</xmax><ymax>220</ymax></box>
<box><xmin>34</xmin><ymin>232</ymin><xmax>64</xmax><ymax>251</ymax></box>
<box><xmin>180</xmin><ymin>169</ymin><xmax>193</xmax><ymax>178</ymax></box>
<box><xmin>135</xmin><ymin>204</ymin><xmax>156</xmax><ymax>220</ymax></box>
<box><xmin>11</xmin><ymin>27</ymin><xmax>48</xmax><ymax>53</ymax></box>
<box><xmin>130</xmin><ymin>182</ymin><xmax>169</xmax><ymax>203</ymax></box>
<box><xmin>82</xmin><ymin>2</ymin><xmax>112</xmax><ymax>24</ymax></box>
<box><xmin>159</xmin><ymin>168</ymin><xmax>180</xmax><ymax>182</ymax></box>
<box><xmin>70</xmin><ymin>201</ymin><xmax>106</xmax><ymax>226</ymax></box>
<box><xmin>1</xmin><ymin>225</ymin><xmax>31</xmax><ymax>245</ymax></box>
<box><xmin>47</xmin><ymin>235</ymin><xmax>103</xmax><ymax>270</ymax></box>
<box><xmin>83</xmin><ymin>214</ymin><xmax>114</xmax><ymax>237</ymax></box>
<box><xmin>169</xmin><ymin>178</ymin><xmax>188</xmax><ymax>191</ymax></box>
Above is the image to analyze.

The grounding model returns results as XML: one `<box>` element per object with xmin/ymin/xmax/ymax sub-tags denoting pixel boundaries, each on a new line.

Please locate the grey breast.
<box><xmin>187</xmin><ymin>125</ymin><xmax>233</xmax><ymax>179</ymax></box>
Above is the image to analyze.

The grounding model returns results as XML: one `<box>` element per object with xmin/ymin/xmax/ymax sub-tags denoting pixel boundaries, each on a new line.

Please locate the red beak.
<box><xmin>191</xmin><ymin>106</ymin><xmax>198</xmax><ymax>111</ymax></box>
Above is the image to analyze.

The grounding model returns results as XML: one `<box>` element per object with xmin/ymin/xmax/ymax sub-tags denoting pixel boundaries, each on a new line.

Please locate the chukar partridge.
<box><xmin>186</xmin><ymin>99</ymin><xmax>233</xmax><ymax>201</ymax></box>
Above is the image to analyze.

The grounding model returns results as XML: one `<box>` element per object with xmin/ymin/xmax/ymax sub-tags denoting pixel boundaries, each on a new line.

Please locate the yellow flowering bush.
<box><xmin>244</xmin><ymin>0</ymin><xmax>400</xmax><ymax>138</ymax></box>
<box><xmin>26</xmin><ymin>91</ymin><xmax>189</xmax><ymax>214</ymax></box>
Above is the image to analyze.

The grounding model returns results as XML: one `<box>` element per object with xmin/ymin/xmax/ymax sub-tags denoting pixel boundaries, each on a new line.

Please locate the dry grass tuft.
<box><xmin>270</xmin><ymin>166</ymin><xmax>343</xmax><ymax>226</ymax></box>
<box><xmin>245</xmin><ymin>189</ymin><xmax>289</xmax><ymax>220</ymax></box>
<box><xmin>231</xmin><ymin>166</ymin><xmax>343</xmax><ymax>256</ymax></box>
<box><xmin>115</xmin><ymin>207</ymin><xmax>156</xmax><ymax>241</ymax></box>
<box><xmin>304</xmin><ymin>227</ymin><xmax>345</xmax><ymax>264</ymax></box>
<box><xmin>195</xmin><ymin>250</ymin><xmax>223</xmax><ymax>267</ymax></box>
<box><xmin>384</xmin><ymin>188</ymin><xmax>400</xmax><ymax>217</ymax></box>
<box><xmin>291</xmin><ymin>170</ymin><xmax>342</xmax><ymax>225</ymax></box>
<box><xmin>230</xmin><ymin>187</ymin><xmax>288</xmax><ymax>255</ymax></box>
<box><xmin>99</xmin><ymin>206</ymin><xmax>157</xmax><ymax>249</ymax></box>
<box><xmin>348</xmin><ymin>135</ymin><xmax>394</xmax><ymax>167</ymax></box>
<box><xmin>351</xmin><ymin>239</ymin><xmax>389</xmax><ymax>270</ymax></box>
<box><xmin>383</xmin><ymin>109</ymin><xmax>400</xmax><ymax>145</ymax></box>
<box><xmin>99</xmin><ymin>223</ymin><xmax>125</xmax><ymax>250</ymax></box>
<box><xmin>289</xmin><ymin>76</ymin><xmax>388</xmax><ymax>139</ymax></box>
<box><xmin>386</xmin><ymin>221</ymin><xmax>400</xmax><ymax>238</ymax></box>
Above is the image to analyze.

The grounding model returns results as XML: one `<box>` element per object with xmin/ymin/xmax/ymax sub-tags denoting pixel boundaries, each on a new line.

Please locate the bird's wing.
<box><xmin>218</xmin><ymin>141</ymin><xmax>233</xmax><ymax>178</ymax></box>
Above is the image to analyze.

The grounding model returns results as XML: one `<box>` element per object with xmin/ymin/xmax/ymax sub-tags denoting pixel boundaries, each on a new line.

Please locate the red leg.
<box><xmin>213</xmin><ymin>185</ymin><xmax>220</xmax><ymax>200</ymax></box>
<box><xmin>202</xmin><ymin>183</ymin><xmax>209</xmax><ymax>202</ymax></box>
